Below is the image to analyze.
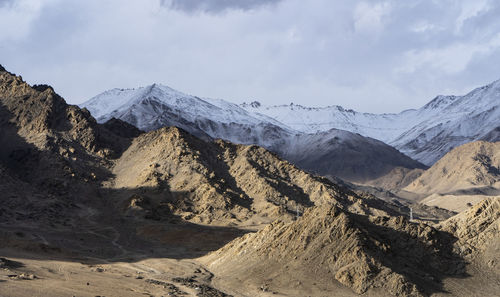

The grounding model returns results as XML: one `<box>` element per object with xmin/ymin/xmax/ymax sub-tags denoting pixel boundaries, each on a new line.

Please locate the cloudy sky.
<box><xmin>1</xmin><ymin>0</ymin><xmax>499</xmax><ymax>113</ymax></box>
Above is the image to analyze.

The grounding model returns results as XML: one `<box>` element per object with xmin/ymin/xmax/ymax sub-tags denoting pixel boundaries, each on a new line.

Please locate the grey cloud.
<box><xmin>0</xmin><ymin>0</ymin><xmax>14</xmax><ymax>7</ymax></box>
<box><xmin>160</xmin><ymin>0</ymin><xmax>282</xmax><ymax>13</ymax></box>
<box><xmin>2</xmin><ymin>0</ymin><xmax>500</xmax><ymax>114</ymax></box>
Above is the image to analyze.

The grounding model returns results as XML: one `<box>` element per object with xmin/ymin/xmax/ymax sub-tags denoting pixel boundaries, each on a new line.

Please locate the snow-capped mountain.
<box><xmin>81</xmin><ymin>84</ymin><xmax>424</xmax><ymax>182</ymax></box>
<box><xmin>242</xmin><ymin>80</ymin><xmax>500</xmax><ymax>165</ymax></box>
<box><xmin>82</xmin><ymin>84</ymin><xmax>294</xmax><ymax>149</ymax></box>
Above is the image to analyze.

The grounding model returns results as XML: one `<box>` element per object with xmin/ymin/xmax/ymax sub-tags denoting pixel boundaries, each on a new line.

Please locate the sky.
<box><xmin>1</xmin><ymin>0</ymin><xmax>500</xmax><ymax>113</ymax></box>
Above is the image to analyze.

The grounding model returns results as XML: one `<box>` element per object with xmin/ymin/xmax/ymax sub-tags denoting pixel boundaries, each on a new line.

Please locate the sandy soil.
<box><xmin>0</xmin><ymin>250</ymin><xmax>205</xmax><ymax>297</ymax></box>
<box><xmin>420</xmin><ymin>194</ymin><xmax>497</xmax><ymax>212</ymax></box>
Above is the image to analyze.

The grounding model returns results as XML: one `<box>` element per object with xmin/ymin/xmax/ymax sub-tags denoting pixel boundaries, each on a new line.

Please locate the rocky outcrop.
<box><xmin>0</xmin><ymin>68</ymin><xmax>133</xmax><ymax>159</ymax></box>
<box><xmin>438</xmin><ymin>197</ymin><xmax>500</xmax><ymax>272</ymax></box>
<box><xmin>203</xmin><ymin>205</ymin><xmax>465</xmax><ymax>296</ymax></box>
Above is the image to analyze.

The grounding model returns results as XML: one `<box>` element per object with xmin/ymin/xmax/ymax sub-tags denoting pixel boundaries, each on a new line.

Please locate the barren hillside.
<box><xmin>203</xmin><ymin>205</ymin><xmax>468</xmax><ymax>296</ymax></box>
<box><xmin>405</xmin><ymin>141</ymin><xmax>500</xmax><ymax>195</ymax></box>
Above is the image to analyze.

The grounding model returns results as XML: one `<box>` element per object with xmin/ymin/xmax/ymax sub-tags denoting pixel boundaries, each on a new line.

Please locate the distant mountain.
<box><xmin>242</xmin><ymin>80</ymin><xmax>500</xmax><ymax>165</ymax></box>
<box><xmin>81</xmin><ymin>84</ymin><xmax>424</xmax><ymax>182</ymax></box>
<box><xmin>403</xmin><ymin>141</ymin><xmax>500</xmax><ymax>212</ymax></box>
<box><xmin>83</xmin><ymin>79</ymin><xmax>500</xmax><ymax>169</ymax></box>
<box><xmin>81</xmin><ymin>84</ymin><xmax>289</xmax><ymax>146</ymax></box>
<box><xmin>405</xmin><ymin>141</ymin><xmax>500</xmax><ymax>195</ymax></box>
<box><xmin>279</xmin><ymin>129</ymin><xmax>424</xmax><ymax>182</ymax></box>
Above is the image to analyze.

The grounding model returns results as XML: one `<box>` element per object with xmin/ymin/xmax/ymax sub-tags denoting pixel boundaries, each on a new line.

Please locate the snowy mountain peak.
<box><xmin>81</xmin><ymin>83</ymin><xmax>294</xmax><ymax>135</ymax></box>
<box><xmin>422</xmin><ymin>95</ymin><xmax>458</xmax><ymax>110</ymax></box>
<box><xmin>82</xmin><ymin>78</ymin><xmax>500</xmax><ymax>166</ymax></box>
<box><xmin>238</xmin><ymin>79</ymin><xmax>500</xmax><ymax>165</ymax></box>
<box><xmin>80</xmin><ymin>84</ymin><xmax>425</xmax><ymax>182</ymax></box>
<box><xmin>251</xmin><ymin>101</ymin><xmax>261</xmax><ymax>108</ymax></box>
<box><xmin>82</xmin><ymin>83</ymin><xmax>196</xmax><ymax>120</ymax></box>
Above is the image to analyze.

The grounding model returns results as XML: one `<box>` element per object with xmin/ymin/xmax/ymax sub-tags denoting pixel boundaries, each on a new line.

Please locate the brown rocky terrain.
<box><xmin>438</xmin><ymin>197</ymin><xmax>499</xmax><ymax>273</ymax></box>
<box><xmin>405</xmin><ymin>141</ymin><xmax>500</xmax><ymax>195</ymax></box>
<box><xmin>365</xmin><ymin>167</ymin><xmax>425</xmax><ymax>191</ymax></box>
<box><xmin>203</xmin><ymin>197</ymin><xmax>500</xmax><ymax>297</ymax></box>
<box><xmin>0</xmin><ymin>66</ymin><xmax>244</xmax><ymax>296</ymax></box>
<box><xmin>0</xmin><ymin>65</ymin><xmax>498</xmax><ymax>296</ymax></box>
<box><xmin>106</xmin><ymin>125</ymin><xmax>413</xmax><ymax>227</ymax></box>
<box><xmin>403</xmin><ymin>141</ymin><xmax>500</xmax><ymax>211</ymax></box>
<box><xmin>202</xmin><ymin>205</ymin><xmax>467</xmax><ymax>296</ymax></box>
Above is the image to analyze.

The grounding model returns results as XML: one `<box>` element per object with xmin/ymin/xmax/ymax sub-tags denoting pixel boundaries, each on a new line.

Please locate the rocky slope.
<box><xmin>203</xmin><ymin>197</ymin><xmax>500</xmax><ymax>296</ymax></box>
<box><xmin>404</xmin><ymin>141</ymin><xmax>500</xmax><ymax>196</ymax></box>
<box><xmin>106</xmin><ymin>126</ymin><xmax>410</xmax><ymax>225</ymax></box>
<box><xmin>364</xmin><ymin>167</ymin><xmax>425</xmax><ymax>191</ymax></box>
<box><xmin>203</xmin><ymin>204</ymin><xmax>467</xmax><ymax>297</ymax></box>
<box><xmin>438</xmin><ymin>197</ymin><xmax>499</xmax><ymax>274</ymax></box>
<box><xmin>0</xmin><ymin>67</ymin><xmax>137</xmax><ymax>230</ymax></box>
<box><xmin>81</xmin><ymin>84</ymin><xmax>425</xmax><ymax>183</ymax></box>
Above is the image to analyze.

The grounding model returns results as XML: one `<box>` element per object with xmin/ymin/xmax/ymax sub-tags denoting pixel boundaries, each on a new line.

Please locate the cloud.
<box><xmin>1</xmin><ymin>0</ymin><xmax>500</xmax><ymax>114</ymax></box>
<box><xmin>398</xmin><ymin>33</ymin><xmax>500</xmax><ymax>75</ymax></box>
<box><xmin>411</xmin><ymin>21</ymin><xmax>440</xmax><ymax>33</ymax></box>
<box><xmin>160</xmin><ymin>0</ymin><xmax>282</xmax><ymax>14</ymax></box>
<box><xmin>0</xmin><ymin>0</ymin><xmax>14</xmax><ymax>7</ymax></box>
<box><xmin>353</xmin><ymin>1</ymin><xmax>391</xmax><ymax>34</ymax></box>
<box><xmin>455</xmin><ymin>0</ymin><xmax>491</xmax><ymax>33</ymax></box>
<box><xmin>0</xmin><ymin>0</ymin><xmax>48</xmax><ymax>41</ymax></box>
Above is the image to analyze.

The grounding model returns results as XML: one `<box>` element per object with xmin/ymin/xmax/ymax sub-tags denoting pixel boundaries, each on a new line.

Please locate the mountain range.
<box><xmin>1</xmin><ymin>65</ymin><xmax>499</xmax><ymax>297</ymax></box>
<box><xmin>81</xmin><ymin>79</ymin><xmax>500</xmax><ymax>174</ymax></box>
<box><xmin>81</xmin><ymin>84</ymin><xmax>425</xmax><ymax>182</ymax></box>
<box><xmin>242</xmin><ymin>80</ymin><xmax>500</xmax><ymax>165</ymax></box>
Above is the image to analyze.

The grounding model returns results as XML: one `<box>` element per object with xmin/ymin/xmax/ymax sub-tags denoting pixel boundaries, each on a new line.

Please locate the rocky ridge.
<box><xmin>107</xmin><ymin>126</ymin><xmax>408</xmax><ymax>225</ymax></box>
<box><xmin>439</xmin><ymin>197</ymin><xmax>500</xmax><ymax>272</ymax></box>
<box><xmin>203</xmin><ymin>204</ymin><xmax>466</xmax><ymax>297</ymax></box>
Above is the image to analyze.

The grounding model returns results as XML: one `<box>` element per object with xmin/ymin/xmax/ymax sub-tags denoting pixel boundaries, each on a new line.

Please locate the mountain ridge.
<box><xmin>81</xmin><ymin>83</ymin><xmax>426</xmax><ymax>183</ymax></box>
<box><xmin>83</xmin><ymin>78</ymin><xmax>500</xmax><ymax>167</ymax></box>
<box><xmin>243</xmin><ymin>80</ymin><xmax>500</xmax><ymax>165</ymax></box>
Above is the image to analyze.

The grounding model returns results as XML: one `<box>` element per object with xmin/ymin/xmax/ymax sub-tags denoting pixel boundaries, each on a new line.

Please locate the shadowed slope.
<box><xmin>108</xmin><ymin>126</ymin><xmax>406</xmax><ymax>225</ymax></box>
<box><xmin>439</xmin><ymin>197</ymin><xmax>500</xmax><ymax>272</ymax></box>
<box><xmin>203</xmin><ymin>205</ymin><xmax>466</xmax><ymax>297</ymax></box>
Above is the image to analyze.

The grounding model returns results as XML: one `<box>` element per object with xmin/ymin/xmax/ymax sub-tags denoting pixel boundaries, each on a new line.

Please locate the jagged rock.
<box><xmin>203</xmin><ymin>205</ymin><xmax>466</xmax><ymax>296</ymax></box>
<box><xmin>111</xmin><ymin>126</ymin><xmax>405</xmax><ymax>224</ymax></box>
<box><xmin>438</xmin><ymin>197</ymin><xmax>500</xmax><ymax>273</ymax></box>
